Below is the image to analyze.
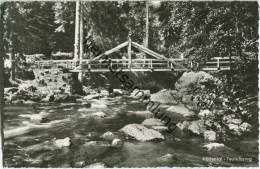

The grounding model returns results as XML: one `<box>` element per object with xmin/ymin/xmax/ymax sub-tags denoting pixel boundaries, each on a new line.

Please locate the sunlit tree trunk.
<box><xmin>74</xmin><ymin>0</ymin><xmax>80</xmax><ymax>61</ymax></box>
<box><xmin>9</xmin><ymin>40</ymin><xmax>15</xmax><ymax>80</ymax></box>
<box><xmin>78</xmin><ymin>1</ymin><xmax>84</xmax><ymax>82</ymax></box>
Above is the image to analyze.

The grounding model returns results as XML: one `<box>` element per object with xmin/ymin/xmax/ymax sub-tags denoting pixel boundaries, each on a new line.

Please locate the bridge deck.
<box><xmin>34</xmin><ymin>57</ymin><xmax>235</xmax><ymax>72</ymax></box>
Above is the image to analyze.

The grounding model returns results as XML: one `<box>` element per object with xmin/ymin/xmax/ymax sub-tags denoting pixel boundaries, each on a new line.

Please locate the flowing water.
<box><xmin>3</xmin><ymin>96</ymin><xmax>259</xmax><ymax>167</ymax></box>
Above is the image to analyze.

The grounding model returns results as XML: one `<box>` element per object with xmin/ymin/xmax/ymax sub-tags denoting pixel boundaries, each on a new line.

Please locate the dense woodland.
<box><xmin>3</xmin><ymin>1</ymin><xmax>258</xmax><ymax>60</ymax></box>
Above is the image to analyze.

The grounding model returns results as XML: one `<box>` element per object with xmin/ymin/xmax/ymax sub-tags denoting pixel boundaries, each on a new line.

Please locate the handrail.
<box><xmin>35</xmin><ymin>58</ymin><xmax>185</xmax><ymax>63</ymax></box>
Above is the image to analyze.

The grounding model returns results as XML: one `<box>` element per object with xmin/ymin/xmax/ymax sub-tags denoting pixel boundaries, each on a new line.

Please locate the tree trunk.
<box><xmin>227</xmin><ymin>51</ymin><xmax>232</xmax><ymax>91</ymax></box>
<box><xmin>144</xmin><ymin>0</ymin><xmax>149</xmax><ymax>49</ymax></box>
<box><xmin>74</xmin><ymin>0</ymin><xmax>80</xmax><ymax>61</ymax></box>
<box><xmin>0</xmin><ymin>3</ymin><xmax>5</xmax><ymax>150</ymax></box>
<box><xmin>78</xmin><ymin>1</ymin><xmax>84</xmax><ymax>82</ymax></box>
<box><xmin>9</xmin><ymin>45</ymin><xmax>15</xmax><ymax>81</ymax></box>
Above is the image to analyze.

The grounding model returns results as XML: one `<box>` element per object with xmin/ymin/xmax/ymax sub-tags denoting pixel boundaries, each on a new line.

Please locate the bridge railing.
<box><xmin>77</xmin><ymin>58</ymin><xmax>186</xmax><ymax>71</ymax></box>
<box><xmin>34</xmin><ymin>60</ymin><xmax>77</xmax><ymax>69</ymax></box>
<box><xmin>34</xmin><ymin>58</ymin><xmax>187</xmax><ymax>72</ymax></box>
<box><xmin>202</xmin><ymin>57</ymin><xmax>237</xmax><ymax>71</ymax></box>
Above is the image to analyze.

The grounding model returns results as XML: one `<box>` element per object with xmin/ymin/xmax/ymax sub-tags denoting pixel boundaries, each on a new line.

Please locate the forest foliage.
<box><xmin>2</xmin><ymin>1</ymin><xmax>258</xmax><ymax>63</ymax></box>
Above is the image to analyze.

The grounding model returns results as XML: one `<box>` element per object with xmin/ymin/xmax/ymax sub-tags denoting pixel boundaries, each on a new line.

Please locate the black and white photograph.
<box><xmin>0</xmin><ymin>0</ymin><xmax>259</xmax><ymax>168</ymax></box>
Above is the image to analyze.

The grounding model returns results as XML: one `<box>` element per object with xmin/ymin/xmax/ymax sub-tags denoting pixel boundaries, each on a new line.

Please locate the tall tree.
<box><xmin>3</xmin><ymin>2</ymin><xmax>56</xmax><ymax>80</ymax></box>
<box><xmin>158</xmin><ymin>1</ymin><xmax>258</xmax><ymax>62</ymax></box>
<box><xmin>74</xmin><ymin>0</ymin><xmax>80</xmax><ymax>60</ymax></box>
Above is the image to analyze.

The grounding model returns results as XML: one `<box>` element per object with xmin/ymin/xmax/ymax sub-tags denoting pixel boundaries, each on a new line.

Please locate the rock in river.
<box><xmin>202</xmin><ymin>142</ymin><xmax>236</xmax><ymax>156</ymax></box>
<box><xmin>198</xmin><ymin>109</ymin><xmax>213</xmax><ymax>118</ymax></box>
<box><xmin>150</xmin><ymin>90</ymin><xmax>179</xmax><ymax>104</ymax></box>
<box><xmin>142</xmin><ymin>118</ymin><xmax>164</xmax><ymax>127</ymax></box>
<box><xmin>157</xmin><ymin>153</ymin><xmax>174</xmax><ymax>161</ymax></box>
<box><xmin>119</xmin><ymin>124</ymin><xmax>164</xmax><ymax>141</ymax></box>
<box><xmin>187</xmin><ymin>120</ymin><xmax>205</xmax><ymax>135</ymax></box>
<box><xmin>175</xmin><ymin>71</ymin><xmax>213</xmax><ymax>91</ymax></box>
<box><xmin>203</xmin><ymin>142</ymin><xmax>225</xmax><ymax>151</ymax></box>
<box><xmin>129</xmin><ymin>110</ymin><xmax>153</xmax><ymax>118</ymax></box>
<box><xmin>111</xmin><ymin>138</ymin><xmax>122</xmax><ymax>147</ymax></box>
<box><xmin>92</xmin><ymin>111</ymin><xmax>106</xmax><ymax>118</ymax></box>
<box><xmin>91</xmin><ymin>100</ymin><xmax>108</xmax><ymax>109</ymax></box>
<box><xmin>204</xmin><ymin>130</ymin><xmax>216</xmax><ymax>142</ymax></box>
<box><xmin>130</xmin><ymin>89</ymin><xmax>150</xmax><ymax>99</ymax></box>
<box><xmin>166</xmin><ymin>104</ymin><xmax>195</xmax><ymax>118</ymax></box>
<box><xmin>83</xmin><ymin>93</ymin><xmax>100</xmax><ymax>100</ymax></box>
<box><xmin>113</xmin><ymin>89</ymin><xmax>125</xmax><ymax>95</ymax></box>
<box><xmin>54</xmin><ymin>137</ymin><xmax>71</xmax><ymax>148</ymax></box>
<box><xmin>151</xmin><ymin>126</ymin><xmax>168</xmax><ymax>132</ymax></box>
<box><xmin>177</xmin><ymin>120</ymin><xmax>205</xmax><ymax>135</ymax></box>
<box><xmin>19</xmin><ymin>111</ymin><xmax>49</xmax><ymax>124</ymax></box>
<box><xmin>85</xmin><ymin>162</ymin><xmax>106</xmax><ymax>168</ymax></box>
<box><xmin>101</xmin><ymin>131</ymin><xmax>118</xmax><ymax>141</ymax></box>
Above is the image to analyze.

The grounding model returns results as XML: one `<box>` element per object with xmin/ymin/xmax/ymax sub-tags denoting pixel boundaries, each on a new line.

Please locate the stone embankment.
<box><xmin>117</xmin><ymin>70</ymin><xmax>256</xmax><ymax>154</ymax></box>
<box><xmin>144</xmin><ymin>71</ymin><xmax>256</xmax><ymax>152</ymax></box>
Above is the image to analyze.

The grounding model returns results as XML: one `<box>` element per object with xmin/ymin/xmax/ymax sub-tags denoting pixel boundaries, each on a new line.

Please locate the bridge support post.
<box><xmin>217</xmin><ymin>58</ymin><xmax>220</xmax><ymax>70</ymax></box>
<box><xmin>128</xmin><ymin>36</ymin><xmax>132</xmax><ymax>69</ymax></box>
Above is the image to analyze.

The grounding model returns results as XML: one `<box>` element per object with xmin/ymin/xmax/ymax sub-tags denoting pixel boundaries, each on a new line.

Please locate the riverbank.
<box><xmin>3</xmin><ymin>70</ymin><xmax>258</xmax><ymax>167</ymax></box>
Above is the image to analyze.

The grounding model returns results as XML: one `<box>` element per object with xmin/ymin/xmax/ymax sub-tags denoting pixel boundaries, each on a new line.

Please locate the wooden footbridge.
<box><xmin>34</xmin><ymin>38</ymin><xmax>236</xmax><ymax>72</ymax></box>
<box><xmin>35</xmin><ymin>39</ymin><xmax>188</xmax><ymax>72</ymax></box>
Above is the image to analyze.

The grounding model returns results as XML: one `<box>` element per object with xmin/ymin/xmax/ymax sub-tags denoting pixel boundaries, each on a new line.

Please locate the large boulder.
<box><xmin>175</xmin><ymin>71</ymin><xmax>213</xmax><ymax>91</ymax></box>
<box><xmin>187</xmin><ymin>120</ymin><xmax>206</xmax><ymax>135</ymax></box>
<box><xmin>119</xmin><ymin>124</ymin><xmax>164</xmax><ymax>141</ymax></box>
<box><xmin>150</xmin><ymin>89</ymin><xmax>179</xmax><ymax>104</ymax></box>
<box><xmin>204</xmin><ymin>130</ymin><xmax>217</xmax><ymax>142</ymax></box>
<box><xmin>177</xmin><ymin>120</ymin><xmax>205</xmax><ymax>135</ymax></box>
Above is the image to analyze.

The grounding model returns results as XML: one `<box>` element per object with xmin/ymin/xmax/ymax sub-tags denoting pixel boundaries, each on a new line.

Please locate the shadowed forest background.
<box><xmin>3</xmin><ymin>1</ymin><xmax>258</xmax><ymax>60</ymax></box>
